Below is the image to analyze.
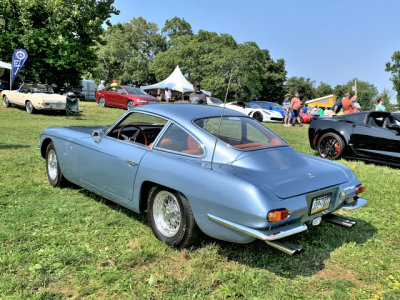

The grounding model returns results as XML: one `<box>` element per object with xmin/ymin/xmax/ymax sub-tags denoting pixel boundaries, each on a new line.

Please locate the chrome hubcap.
<box><xmin>153</xmin><ymin>191</ymin><xmax>181</xmax><ymax>237</ymax></box>
<box><xmin>99</xmin><ymin>98</ymin><xmax>105</xmax><ymax>107</ymax></box>
<box><xmin>47</xmin><ymin>149</ymin><xmax>58</xmax><ymax>181</ymax></box>
<box><xmin>127</xmin><ymin>101</ymin><xmax>135</xmax><ymax>109</ymax></box>
<box><xmin>3</xmin><ymin>97</ymin><xmax>8</xmax><ymax>107</ymax></box>
<box><xmin>26</xmin><ymin>102</ymin><xmax>32</xmax><ymax>113</ymax></box>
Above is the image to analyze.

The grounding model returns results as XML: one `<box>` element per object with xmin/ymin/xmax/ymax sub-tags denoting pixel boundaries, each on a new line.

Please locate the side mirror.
<box><xmin>91</xmin><ymin>129</ymin><xmax>105</xmax><ymax>143</ymax></box>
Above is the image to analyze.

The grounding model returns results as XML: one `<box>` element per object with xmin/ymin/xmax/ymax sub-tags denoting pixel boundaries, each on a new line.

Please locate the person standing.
<box><xmin>282</xmin><ymin>94</ymin><xmax>291</xmax><ymax>126</ymax></box>
<box><xmin>97</xmin><ymin>80</ymin><xmax>105</xmax><ymax>91</ymax></box>
<box><xmin>351</xmin><ymin>95</ymin><xmax>361</xmax><ymax>112</ymax></box>
<box><xmin>330</xmin><ymin>100</ymin><xmax>343</xmax><ymax>115</ymax></box>
<box><xmin>110</xmin><ymin>79</ymin><xmax>118</xmax><ymax>89</ymax></box>
<box><xmin>342</xmin><ymin>92</ymin><xmax>356</xmax><ymax>114</ymax></box>
<box><xmin>189</xmin><ymin>81</ymin><xmax>207</xmax><ymax>104</ymax></box>
<box><xmin>375</xmin><ymin>98</ymin><xmax>385</xmax><ymax>111</ymax></box>
<box><xmin>164</xmin><ymin>87</ymin><xmax>171</xmax><ymax>103</ymax></box>
<box><xmin>290</xmin><ymin>92</ymin><xmax>302</xmax><ymax>126</ymax></box>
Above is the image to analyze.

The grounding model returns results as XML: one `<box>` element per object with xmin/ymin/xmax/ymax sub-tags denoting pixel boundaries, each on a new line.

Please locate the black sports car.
<box><xmin>309</xmin><ymin>111</ymin><xmax>400</xmax><ymax>167</ymax></box>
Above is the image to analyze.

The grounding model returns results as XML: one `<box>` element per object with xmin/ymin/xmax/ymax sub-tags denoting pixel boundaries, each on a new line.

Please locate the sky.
<box><xmin>109</xmin><ymin>0</ymin><xmax>400</xmax><ymax>102</ymax></box>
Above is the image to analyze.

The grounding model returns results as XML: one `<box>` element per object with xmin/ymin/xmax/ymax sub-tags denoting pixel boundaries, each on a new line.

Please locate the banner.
<box><xmin>11</xmin><ymin>49</ymin><xmax>28</xmax><ymax>84</ymax></box>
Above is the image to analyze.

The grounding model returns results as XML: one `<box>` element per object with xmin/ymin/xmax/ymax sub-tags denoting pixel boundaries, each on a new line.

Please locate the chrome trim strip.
<box><xmin>342</xmin><ymin>197</ymin><xmax>368</xmax><ymax>210</ymax></box>
<box><xmin>207</xmin><ymin>214</ymin><xmax>308</xmax><ymax>241</ymax></box>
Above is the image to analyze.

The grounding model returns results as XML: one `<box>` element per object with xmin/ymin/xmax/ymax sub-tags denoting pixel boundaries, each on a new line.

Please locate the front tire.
<box><xmin>26</xmin><ymin>101</ymin><xmax>35</xmax><ymax>114</ymax></box>
<box><xmin>3</xmin><ymin>95</ymin><xmax>10</xmax><ymax>108</ymax></box>
<box><xmin>317</xmin><ymin>132</ymin><xmax>345</xmax><ymax>160</ymax></box>
<box><xmin>147</xmin><ymin>186</ymin><xmax>200</xmax><ymax>248</ymax></box>
<box><xmin>99</xmin><ymin>97</ymin><xmax>106</xmax><ymax>107</ymax></box>
<box><xmin>127</xmin><ymin>100</ymin><xmax>135</xmax><ymax>110</ymax></box>
<box><xmin>46</xmin><ymin>142</ymin><xmax>68</xmax><ymax>187</ymax></box>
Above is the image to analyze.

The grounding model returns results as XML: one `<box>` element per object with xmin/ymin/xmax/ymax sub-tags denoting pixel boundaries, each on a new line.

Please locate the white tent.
<box><xmin>140</xmin><ymin>65</ymin><xmax>211</xmax><ymax>96</ymax></box>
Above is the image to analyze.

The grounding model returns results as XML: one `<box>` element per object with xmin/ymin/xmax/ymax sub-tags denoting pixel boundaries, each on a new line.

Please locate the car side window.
<box><xmin>156</xmin><ymin>124</ymin><xmax>204</xmax><ymax>156</ymax></box>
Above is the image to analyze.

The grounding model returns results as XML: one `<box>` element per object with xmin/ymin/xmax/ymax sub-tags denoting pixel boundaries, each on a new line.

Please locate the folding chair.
<box><xmin>66</xmin><ymin>93</ymin><xmax>82</xmax><ymax>119</ymax></box>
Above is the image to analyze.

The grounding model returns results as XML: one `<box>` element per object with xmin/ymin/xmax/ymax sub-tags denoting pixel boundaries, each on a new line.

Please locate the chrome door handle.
<box><xmin>126</xmin><ymin>160</ymin><xmax>138</xmax><ymax>166</ymax></box>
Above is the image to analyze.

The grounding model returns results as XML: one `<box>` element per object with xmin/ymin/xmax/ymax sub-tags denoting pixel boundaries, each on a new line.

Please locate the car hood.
<box><xmin>219</xmin><ymin>147</ymin><xmax>350</xmax><ymax>199</ymax></box>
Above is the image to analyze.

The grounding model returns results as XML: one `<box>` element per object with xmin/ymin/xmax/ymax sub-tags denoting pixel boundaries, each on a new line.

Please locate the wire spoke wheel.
<box><xmin>153</xmin><ymin>191</ymin><xmax>181</xmax><ymax>237</ymax></box>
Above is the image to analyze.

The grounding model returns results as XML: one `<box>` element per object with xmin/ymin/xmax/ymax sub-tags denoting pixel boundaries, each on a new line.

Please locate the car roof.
<box><xmin>134</xmin><ymin>104</ymin><xmax>244</xmax><ymax>125</ymax></box>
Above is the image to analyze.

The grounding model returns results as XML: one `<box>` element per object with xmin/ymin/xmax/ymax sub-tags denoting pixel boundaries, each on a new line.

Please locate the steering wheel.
<box><xmin>117</xmin><ymin>124</ymin><xmax>148</xmax><ymax>146</ymax></box>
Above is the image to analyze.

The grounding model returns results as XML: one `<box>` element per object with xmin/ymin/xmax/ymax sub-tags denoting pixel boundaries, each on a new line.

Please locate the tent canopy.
<box><xmin>305</xmin><ymin>94</ymin><xmax>336</xmax><ymax>108</ymax></box>
<box><xmin>140</xmin><ymin>65</ymin><xmax>211</xmax><ymax>96</ymax></box>
<box><xmin>0</xmin><ymin>61</ymin><xmax>11</xmax><ymax>69</ymax></box>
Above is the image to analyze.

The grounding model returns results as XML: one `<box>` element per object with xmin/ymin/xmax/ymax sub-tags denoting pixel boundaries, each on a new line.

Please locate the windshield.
<box><xmin>210</xmin><ymin>97</ymin><xmax>223</xmax><ymax>104</ymax></box>
<box><xmin>269</xmin><ymin>102</ymin><xmax>284</xmax><ymax>110</ymax></box>
<box><xmin>125</xmin><ymin>86</ymin><xmax>148</xmax><ymax>96</ymax></box>
<box><xmin>246</xmin><ymin>102</ymin><xmax>261</xmax><ymax>108</ymax></box>
<box><xmin>22</xmin><ymin>83</ymin><xmax>54</xmax><ymax>93</ymax></box>
<box><xmin>194</xmin><ymin>116</ymin><xmax>286</xmax><ymax>150</ymax></box>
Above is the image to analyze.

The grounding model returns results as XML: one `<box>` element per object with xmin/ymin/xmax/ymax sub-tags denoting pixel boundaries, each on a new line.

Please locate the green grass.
<box><xmin>1</xmin><ymin>102</ymin><xmax>399</xmax><ymax>299</ymax></box>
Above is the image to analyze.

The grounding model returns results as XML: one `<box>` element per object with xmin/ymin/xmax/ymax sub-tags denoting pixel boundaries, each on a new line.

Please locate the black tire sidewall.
<box><xmin>127</xmin><ymin>100</ymin><xmax>134</xmax><ymax>110</ymax></box>
<box><xmin>46</xmin><ymin>142</ymin><xmax>62</xmax><ymax>187</ymax></box>
<box><xmin>147</xmin><ymin>186</ymin><xmax>194</xmax><ymax>247</ymax></box>
<box><xmin>3</xmin><ymin>96</ymin><xmax>9</xmax><ymax>107</ymax></box>
<box><xmin>26</xmin><ymin>101</ymin><xmax>34</xmax><ymax>114</ymax></box>
<box><xmin>254</xmin><ymin>112</ymin><xmax>262</xmax><ymax>122</ymax></box>
<box><xmin>317</xmin><ymin>132</ymin><xmax>344</xmax><ymax>160</ymax></box>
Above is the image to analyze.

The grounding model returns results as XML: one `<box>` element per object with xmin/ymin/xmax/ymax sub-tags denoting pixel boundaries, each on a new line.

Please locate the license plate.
<box><xmin>310</xmin><ymin>194</ymin><xmax>331</xmax><ymax>214</ymax></box>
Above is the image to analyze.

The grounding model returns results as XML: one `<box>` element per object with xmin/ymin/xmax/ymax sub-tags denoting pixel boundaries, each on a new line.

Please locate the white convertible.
<box><xmin>2</xmin><ymin>83</ymin><xmax>66</xmax><ymax>114</ymax></box>
<box><xmin>221</xmin><ymin>101</ymin><xmax>284</xmax><ymax>122</ymax></box>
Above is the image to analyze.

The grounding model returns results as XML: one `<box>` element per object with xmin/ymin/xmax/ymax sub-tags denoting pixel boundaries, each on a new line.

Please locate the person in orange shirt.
<box><xmin>342</xmin><ymin>92</ymin><xmax>356</xmax><ymax>114</ymax></box>
<box><xmin>290</xmin><ymin>92</ymin><xmax>302</xmax><ymax>126</ymax></box>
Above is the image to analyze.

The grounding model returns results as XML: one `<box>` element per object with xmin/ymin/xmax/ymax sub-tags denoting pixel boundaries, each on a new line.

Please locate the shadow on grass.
<box><xmin>211</xmin><ymin>218</ymin><xmax>376</xmax><ymax>278</ymax></box>
<box><xmin>77</xmin><ymin>189</ymin><xmax>376</xmax><ymax>278</ymax></box>
<box><xmin>0</xmin><ymin>144</ymin><xmax>30</xmax><ymax>149</ymax></box>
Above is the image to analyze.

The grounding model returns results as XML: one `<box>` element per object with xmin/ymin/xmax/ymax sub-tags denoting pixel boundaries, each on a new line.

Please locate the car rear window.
<box><xmin>195</xmin><ymin>116</ymin><xmax>286</xmax><ymax>150</ymax></box>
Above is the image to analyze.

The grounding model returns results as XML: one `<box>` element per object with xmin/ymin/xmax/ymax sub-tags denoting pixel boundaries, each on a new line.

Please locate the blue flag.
<box><xmin>11</xmin><ymin>49</ymin><xmax>28</xmax><ymax>84</ymax></box>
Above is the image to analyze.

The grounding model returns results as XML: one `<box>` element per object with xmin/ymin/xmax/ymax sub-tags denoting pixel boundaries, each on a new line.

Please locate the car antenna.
<box><xmin>209</xmin><ymin>69</ymin><xmax>233</xmax><ymax>170</ymax></box>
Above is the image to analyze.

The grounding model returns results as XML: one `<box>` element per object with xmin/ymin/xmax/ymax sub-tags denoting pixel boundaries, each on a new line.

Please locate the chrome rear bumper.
<box><xmin>207</xmin><ymin>214</ymin><xmax>308</xmax><ymax>241</ymax></box>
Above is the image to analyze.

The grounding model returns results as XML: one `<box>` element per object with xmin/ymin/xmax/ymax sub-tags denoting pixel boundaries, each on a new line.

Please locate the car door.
<box><xmin>103</xmin><ymin>87</ymin><xmax>117</xmax><ymax>107</ymax></box>
<box><xmin>351</xmin><ymin>115</ymin><xmax>400</xmax><ymax>163</ymax></box>
<box><xmin>114</xmin><ymin>86</ymin><xmax>129</xmax><ymax>108</ymax></box>
<box><xmin>78</xmin><ymin>136</ymin><xmax>147</xmax><ymax>201</ymax></box>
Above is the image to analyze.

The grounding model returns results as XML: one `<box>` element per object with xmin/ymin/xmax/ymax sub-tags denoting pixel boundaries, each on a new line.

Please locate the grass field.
<box><xmin>0</xmin><ymin>101</ymin><xmax>399</xmax><ymax>299</ymax></box>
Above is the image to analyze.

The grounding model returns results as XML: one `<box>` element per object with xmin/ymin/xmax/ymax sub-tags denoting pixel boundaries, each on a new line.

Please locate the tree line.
<box><xmin>0</xmin><ymin>0</ymin><xmax>398</xmax><ymax>108</ymax></box>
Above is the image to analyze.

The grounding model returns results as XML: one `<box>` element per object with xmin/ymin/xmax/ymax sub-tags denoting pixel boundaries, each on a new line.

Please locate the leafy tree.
<box><xmin>314</xmin><ymin>82</ymin><xmax>333</xmax><ymax>98</ymax></box>
<box><xmin>285</xmin><ymin>76</ymin><xmax>315</xmax><ymax>100</ymax></box>
<box><xmin>0</xmin><ymin>0</ymin><xmax>118</xmax><ymax>88</ymax></box>
<box><xmin>385</xmin><ymin>51</ymin><xmax>400</xmax><ymax>103</ymax></box>
<box><xmin>334</xmin><ymin>79</ymin><xmax>378</xmax><ymax>110</ymax></box>
<box><xmin>93</xmin><ymin>17</ymin><xmax>166</xmax><ymax>85</ymax></box>
<box><xmin>151</xmin><ymin>30</ymin><xmax>286</xmax><ymax>101</ymax></box>
<box><xmin>161</xmin><ymin>17</ymin><xmax>193</xmax><ymax>40</ymax></box>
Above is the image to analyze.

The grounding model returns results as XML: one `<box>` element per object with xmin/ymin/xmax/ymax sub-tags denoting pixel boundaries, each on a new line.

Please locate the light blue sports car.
<box><xmin>40</xmin><ymin>104</ymin><xmax>368</xmax><ymax>255</ymax></box>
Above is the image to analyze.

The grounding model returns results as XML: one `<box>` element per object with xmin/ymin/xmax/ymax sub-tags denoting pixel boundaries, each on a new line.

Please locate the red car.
<box><xmin>96</xmin><ymin>85</ymin><xmax>160</xmax><ymax>109</ymax></box>
<box><xmin>300</xmin><ymin>112</ymin><xmax>314</xmax><ymax>123</ymax></box>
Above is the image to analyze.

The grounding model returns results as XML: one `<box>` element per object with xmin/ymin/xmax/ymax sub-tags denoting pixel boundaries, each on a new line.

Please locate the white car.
<box><xmin>2</xmin><ymin>83</ymin><xmax>66</xmax><ymax>114</ymax></box>
<box><xmin>221</xmin><ymin>101</ymin><xmax>284</xmax><ymax>122</ymax></box>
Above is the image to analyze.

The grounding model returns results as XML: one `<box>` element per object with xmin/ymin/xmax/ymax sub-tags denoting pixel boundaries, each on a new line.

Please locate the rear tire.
<box><xmin>253</xmin><ymin>111</ymin><xmax>263</xmax><ymax>122</ymax></box>
<box><xmin>147</xmin><ymin>186</ymin><xmax>200</xmax><ymax>248</ymax></box>
<box><xmin>3</xmin><ymin>95</ymin><xmax>10</xmax><ymax>108</ymax></box>
<box><xmin>99</xmin><ymin>97</ymin><xmax>106</xmax><ymax>107</ymax></box>
<box><xmin>46</xmin><ymin>142</ymin><xmax>68</xmax><ymax>187</ymax></box>
<box><xmin>317</xmin><ymin>132</ymin><xmax>345</xmax><ymax>160</ymax></box>
<box><xmin>26</xmin><ymin>101</ymin><xmax>35</xmax><ymax>114</ymax></box>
